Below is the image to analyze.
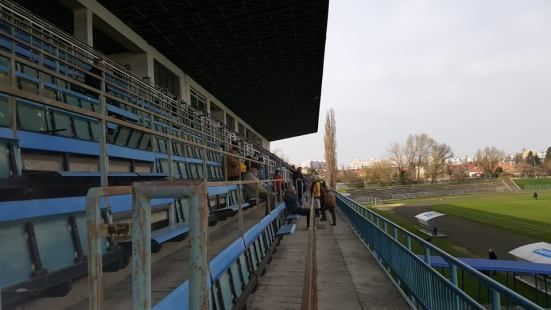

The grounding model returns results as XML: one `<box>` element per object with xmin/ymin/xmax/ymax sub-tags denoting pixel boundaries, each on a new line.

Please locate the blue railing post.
<box><xmin>188</xmin><ymin>182</ymin><xmax>209</xmax><ymax>310</ymax></box>
<box><xmin>424</xmin><ymin>246</ymin><xmax>431</xmax><ymax>265</ymax></box>
<box><xmin>87</xmin><ymin>188</ymin><xmax>103</xmax><ymax>310</ymax></box>
<box><xmin>86</xmin><ymin>186</ymin><xmax>132</xmax><ymax>310</ymax></box>
<box><xmin>450</xmin><ymin>263</ymin><xmax>460</xmax><ymax>309</ymax></box>
<box><xmin>132</xmin><ymin>187</ymin><xmax>152</xmax><ymax>309</ymax></box>
<box><xmin>424</xmin><ymin>246</ymin><xmax>433</xmax><ymax>309</ymax></box>
<box><xmin>333</xmin><ymin>189</ymin><xmax>541</xmax><ymax>310</ymax></box>
<box><xmin>131</xmin><ymin>180</ymin><xmax>208</xmax><ymax>310</ymax></box>
<box><xmin>492</xmin><ymin>289</ymin><xmax>501</xmax><ymax>310</ymax></box>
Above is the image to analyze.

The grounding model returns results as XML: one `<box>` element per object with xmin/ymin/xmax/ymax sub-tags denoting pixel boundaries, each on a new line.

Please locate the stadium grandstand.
<box><xmin>0</xmin><ymin>1</ymin><xmax>546</xmax><ymax>309</ymax></box>
<box><xmin>347</xmin><ymin>181</ymin><xmax>511</xmax><ymax>205</ymax></box>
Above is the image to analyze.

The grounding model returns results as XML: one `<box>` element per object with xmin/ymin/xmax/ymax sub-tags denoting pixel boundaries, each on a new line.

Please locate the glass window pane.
<box><xmin>127</xmin><ymin>130</ymin><xmax>142</xmax><ymax>148</ymax></box>
<box><xmin>90</xmin><ymin>121</ymin><xmax>99</xmax><ymax>141</ymax></box>
<box><xmin>0</xmin><ymin>142</ymin><xmax>10</xmax><ymax>177</ymax></box>
<box><xmin>139</xmin><ymin>134</ymin><xmax>151</xmax><ymax>151</ymax></box>
<box><xmin>172</xmin><ymin>161</ymin><xmax>180</xmax><ymax>177</ymax></box>
<box><xmin>115</xmin><ymin>126</ymin><xmax>131</xmax><ymax>146</ymax></box>
<box><xmin>17</xmin><ymin>100</ymin><xmax>46</xmax><ymax>132</ymax></box>
<box><xmin>51</xmin><ymin>110</ymin><xmax>74</xmax><ymax>137</ymax></box>
<box><xmin>159</xmin><ymin>159</ymin><xmax>168</xmax><ymax>174</ymax></box>
<box><xmin>178</xmin><ymin>162</ymin><xmax>188</xmax><ymax>179</ymax></box>
<box><xmin>196</xmin><ymin>164</ymin><xmax>203</xmax><ymax>179</ymax></box>
<box><xmin>0</xmin><ymin>95</ymin><xmax>9</xmax><ymax>127</ymax></box>
<box><xmin>64</xmin><ymin>93</ymin><xmax>80</xmax><ymax>107</ymax></box>
<box><xmin>189</xmin><ymin>164</ymin><xmax>197</xmax><ymax>179</ymax></box>
<box><xmin>80</xmin><ymin>99</ymin><xmax>95</xmax><ymax>111</ymax></box>
<box><xmin>73</xmin><ymin>117</ymin><xmax>92</xmax><ymax>140</ymax></box>
<box><xmin>157</xmin><ymin>138</ymin><xmax>167</xmax><ymax>153</ymax></box>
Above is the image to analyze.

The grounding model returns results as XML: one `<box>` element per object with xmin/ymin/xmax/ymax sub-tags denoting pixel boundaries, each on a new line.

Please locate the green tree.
<box><xmin>525</xmin><ymin>151</ymin><xmax>541</xmax><ymax>167</ymax></box>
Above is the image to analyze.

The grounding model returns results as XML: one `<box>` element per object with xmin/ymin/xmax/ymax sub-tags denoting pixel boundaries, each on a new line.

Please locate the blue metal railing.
<box><xmin>334</xmin><ymin>191</ymin><xmax>542</xmax><ymax>310</ymax></box>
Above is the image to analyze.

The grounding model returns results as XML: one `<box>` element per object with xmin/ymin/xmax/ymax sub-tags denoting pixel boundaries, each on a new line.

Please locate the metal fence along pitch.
<box><xmin>334</xmin><ymin>190</ymin><xmax>542</xmax><ymax>310</ymax></box>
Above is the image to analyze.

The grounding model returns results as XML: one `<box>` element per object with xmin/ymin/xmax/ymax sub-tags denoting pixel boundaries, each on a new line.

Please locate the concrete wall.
<box><xmin>107</xmin><ymin>52</ymin><xmax>153</xmax><ymax>83</ymax></box>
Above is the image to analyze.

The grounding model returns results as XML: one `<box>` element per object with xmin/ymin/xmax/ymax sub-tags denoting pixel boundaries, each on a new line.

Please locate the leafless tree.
<box><xmin>403</xmin><ymin>133</ymin><xmax>435</xmax><ymax>180</ymax></box>
<box><xmin>428</xmin><ymin>143</ymin><xmax>454</xmax><ymax>183</ymax></box>
<box><xmin>363</xmin><ymin>160</ymin><xmax>395</xmax><ymax>185</ymax></box>
<box><xmin>474</xmin><ymin>146</ymin><xmax>505</xmax><ymax>175</ymax></box>
<box><xmin>324</xmin><ymin>109</ymin><xmax>337</xmax><ymax>188</ymax></box>
<box><xmin>404</xmin><ymin>135</ymin><xmax>417</xmax><ymax>174</ymax></box>
<box><xmin>387</xmin><ymin>142</ymin><xmax>408</xmax><ymax>183</ymax></box>
<box><xmin>414</xmin><ymin>134</ymin><xmax>435</xmax><ymax>180</ymax></box>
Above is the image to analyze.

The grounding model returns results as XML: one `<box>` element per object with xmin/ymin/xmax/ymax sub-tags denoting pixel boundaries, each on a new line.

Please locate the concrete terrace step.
<box><xmin>318</xmin><ymin>213</ymin><xmax>408</xmax><ymax>310</ymax></box>
<box><xmin>248</xmin><ymin>211</ymin><xmax>407</xmax><ymax>310</ymax></box>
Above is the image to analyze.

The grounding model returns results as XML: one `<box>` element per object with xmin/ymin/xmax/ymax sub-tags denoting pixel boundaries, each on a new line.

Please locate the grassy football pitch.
<box><xmin>398</xmin><ymin>190</ymin><xmax>551</xmax><ymax>240</ymax></box>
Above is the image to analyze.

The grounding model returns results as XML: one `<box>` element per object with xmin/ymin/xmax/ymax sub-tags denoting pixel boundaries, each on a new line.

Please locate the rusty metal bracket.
<box><xmin>98</xmin><ymin>223</ymin><xmax>131</xmax><ymax>239</ymax></box>
<box><xmin>86</xmin><ymin>185</ymin><xmax>132</xmax><ymax>310</ymax></box>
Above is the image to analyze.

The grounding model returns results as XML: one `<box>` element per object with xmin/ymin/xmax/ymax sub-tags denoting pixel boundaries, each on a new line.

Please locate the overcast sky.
<box><xmin>271</xmin><ymin>0</ymin><xmax>551</xmax><ymax>166</ymax></box>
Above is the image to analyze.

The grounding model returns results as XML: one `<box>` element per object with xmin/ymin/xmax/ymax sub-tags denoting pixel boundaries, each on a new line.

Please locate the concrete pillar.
<box><xmin>146</xmin><ymin>54</ymin><xmax>155</xmax><ymax>85</ymax></box>
<box><xmin>180</xmin><ymin>75</ymin><xmax>189</xmax><ymax>103</ymax></box>
<box><xmin>74</xmin><ymin>7</ymin><xmax>93</xmax><ymax>46</ymax></box>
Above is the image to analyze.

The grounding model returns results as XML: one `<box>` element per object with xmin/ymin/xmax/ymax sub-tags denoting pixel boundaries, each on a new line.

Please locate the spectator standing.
<box><xmin>320</xmin><ymin>181</ymin><xmax>327</xmax><ymax>221</ymax></box>
<box><xmin>225</xmin><ymin>144</ymin><xmax>241</xmax><ymax>181</ymax></box>
<box><xmin>325</xmin><ymin>189</ymin><xmax>337</xmax><ymax>226</ymax></box>
<box><xmin>242</xmin><ymin>163</ymin><xmax>274</xmax><ymax>215</ymax></box>
<box><xmin>488</xmin><ymin>249</ymin><xmax>497</xmax><ymax>260</ymax></box>
<box><xmin>292</xmin><ymin>167</ymin><xmax>305</xmax><ymax>205</ymax></box>
<box><xmin>488</xmin><ymin>249</ymin><xmax>498</xmax><ymax>275</ymax></box>
<box><xmin>273</xmin><ymin>170</ymin><xmax>283</xmax><ymax>193</ymax></box>
<box><xmin>311</xmin><ymin>178</ymin><xmax>322</xmax><ymax>217</ymax></box>
<box><xmin>242</xmin><ymin>156</ymin><xmax>252</xmax><ymax>178</ymax></box>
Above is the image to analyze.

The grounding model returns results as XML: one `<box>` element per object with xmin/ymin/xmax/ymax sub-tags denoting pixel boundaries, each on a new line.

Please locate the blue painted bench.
<box><xmin>150</xmin><ymin>223</ymin><xmax>190</xmax><ymax>253</ymax></box>
<box><xmin>154</xmin><ymin>204</ymin><xmax>291</xmax><ymax>309</ymax></box>
<box><xmin>209</xmin><ymin>238</ymin><xmax>250</xmax><ymax>310</ymax></box>
<box><xmin>285</xmin><ymin>214</ymin><xmax>300</xmax><ymax>223</ymax></box>
<box><xmin>276</xmin><ymin>223</ymin><xmax>296</xmax><ymax>236</ymax></box>
<box><xmin>210</xmin><ymin>185</ymin><xmax>250</xmax><ymax>221</ymax></box>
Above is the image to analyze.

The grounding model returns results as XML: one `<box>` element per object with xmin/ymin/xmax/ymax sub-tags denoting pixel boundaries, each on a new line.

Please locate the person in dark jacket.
<box><xmin>320</xmin><ymin>181</ymin><xmax>328</xmax><ymax>221</ymax></box>
<box><xmin>292</xmin><ymin>167</ymin><xmax>305</xmax><ymax>205</ymax></box>
<box><xmin>488</xmin><ymin>249</ymin><xmax>498</xmax><ymax>275</ymax></box>
<box><xmin>488</xmin><ymin>249</ymin><xmax>497</xmax><ymax>260</ymax></box>
<box><xmin>284</xmin><ymin>186</ymin><xmax>311</xmax><ymax>228</ymax></box>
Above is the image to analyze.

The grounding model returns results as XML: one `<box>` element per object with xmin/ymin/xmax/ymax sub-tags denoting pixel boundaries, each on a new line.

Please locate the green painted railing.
<box><xmin>334</xmin><ymin>191</ymin><xmax>542</xmax><ymax>310</ymax></box>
